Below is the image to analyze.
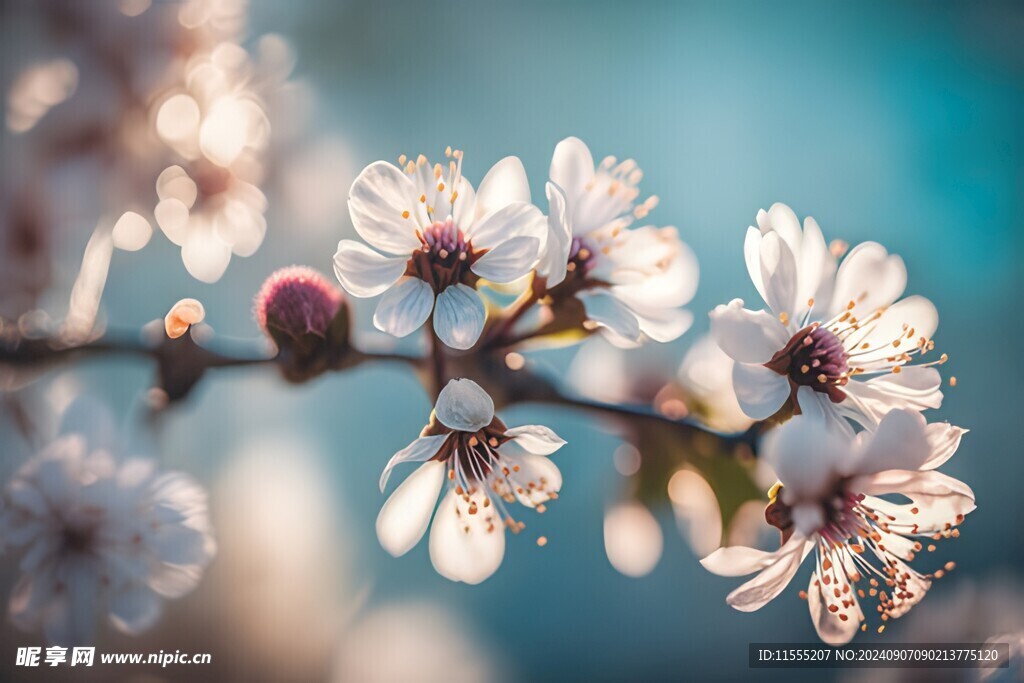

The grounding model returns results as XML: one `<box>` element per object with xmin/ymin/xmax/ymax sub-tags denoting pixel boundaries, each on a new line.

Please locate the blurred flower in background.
<box><xmin>0</xmin><ymin>399</ymin><xmax>215</xmax><ymax>646</ymax></box>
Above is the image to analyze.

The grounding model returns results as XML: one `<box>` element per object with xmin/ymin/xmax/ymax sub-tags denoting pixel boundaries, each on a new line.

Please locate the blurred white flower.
<box><xmin>5</xmin><ymin>58</ymin><xmax>78</xmax><ymax>134</ymax></box>
<box><xmin>710</xmin><ymin>202</ymin><xmax>947</xmax><ymax>428</ymax></box>
<box><xmin>376</xmin><ymin>378</ymin><xmax>564</xmax><ymax>584</ymax></box>
<box><xmin>702</xmin><ymin>394</ymin><xmax>973</xmax><ymax>644</ymax></box>
<box><xmin>603</xmin><ymin>501</ymin><xmax>663</xmax><ymax>578</ymax></box>
<box><xmin>675</xmin><ymin>334</ymin><xmax>755</xmax><ymax>433</ymax></box>
<box><xmin>667</xmin><ymin>468</ymin><xmax>722</xmax><ymax>558</ymax></box>
<box><xmin>333</xmin><ymin>603</ymin><xmax>497</xmax><ymax>683</ymax></box>
<box><xmin>0</xmin><ymin>428</ymin><xmax>215</xmax><ymax>645</ymax></box>
<box><xmin>541</xmin><ymin>137</ymin><xmax>698</xmax><ymax>346</ymax></box>
<box><xmin>334</xmin><ymin>151</ymin><xmax>545</xmax><ymax>349</ymax></box>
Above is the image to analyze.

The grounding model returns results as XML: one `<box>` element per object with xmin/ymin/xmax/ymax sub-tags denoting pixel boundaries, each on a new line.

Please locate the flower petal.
<box><xmin>549</xmin><ymin>136</ymin><xmax>594</xmax><ymax>211</ymax></box>
<box><xmin>429</xmin><ymin>489</ymin><xmax>505</xmax><ymax>584</ymax></box>
<box><xmin>843</xmin><ymin>408</ymin><xmax>930</xmax><ymax>477</ymax></box>
<box><xmin>348</xmin><ymin>161</ymin><xmax>422</xmax><ymax>255</ymax></box>
<box><xmin>829</xmin><ymin>241</ymin><xmax>907</xmax><ymax>318</ymax></box>
<box><xmin>709</xmin><ymin>299</ymin><xmax>790</xmax><ymax>363</ymax></box>
<box><xmin>539</xmin><ymin>182</ymin><xmax>572</xmax><ymax>286</ymax></box>
<box><xmin>921</xmin><ymin>422</ymin><xmax>966</xmax><ymax>470</ymax></box>
<box><xmin>379</xmin><ymin>434</ymin><xmax>449</xmax><ymax>492</ymax></box>
<box><xmin>841</xmin><ymin>366</ymin><xmax>943</xmax><ymax>427</ymax></box>
<box><xmin>744</xmin><ymin>226</ymin><xmax>768</xmax><ymax>304</ymax></box>
<box><xmin>376</xmin><ymin>461</ymin><xmax>445</xmax><ymax>557</ymax></box>
<box><xmin>435</xmin><ymin>378</ymin><xmax>494</xmax><ymax>432</ymax></box>
<box><xmin>333</xmin><ymin>240</ymin><xmax>408</xmax><ymax>297</ymax></box>
<box><xmin>854</xmin><ymin>470</ymin><xmax>975</xmax><ymax>532</ymax></box>
<box><xmin>579</xmin><ymin>291</ymin><xmax>641</xmax><ymax>342</ymax></box>
<box><xmin>854</xmin><ymin>295</ymin><xmax>938</xmax><ymax>364</ymax></box>
<box><xmin>468</xmin><ymin>202</ymin><xmax>546</xmax><ymax>251</ymax></box>
<box><xmin>759</xmin><ymin>231</ymin><xmax>799</xmax><ymax>319</ymax></box>
<box><xmin>433</xmin><ymin>284</ymin><xmax>486</xmax><ymax>350</ymax></box>
<box><xmin>373</xmin><ymin>277</ymin><xmax>434</xmax><ymax>338</ymax></box>
<box><xmin>702</xmin><ymin>540</ymin><xmax>802</xmax><ymax>578</ymax></box>
<box><xmin>504</xmin><ymin>425</ymin><xmax>566</xmax><ymax>455</ymax></box>
<box><xmin>724</xmin><ymin>534</ymin><xmax>812</xmax><ymax>612</ymax></box>
<box><xmin>763</xmin><ymin>413</ymin><xmax>849</xmax><ymax>503</ymax></box>
<box><xmin>474</xmin><ymin>156</ymin><xmax>531</xmax><ymax>221</ymax></box>
<box><xmin>732</xmin><ymin>361</ymin><xmax>790</xmax><ymax>421</ymax></box>
<box><xmin>807</xmin><ymin>572</ymin><xmax>861</xmax><ymax>645</ymax></box>
<box><xmin>470</xmin><ymin>235</ymin><xmax>540</xmax><ymax>283</ymax></box>
<box><xmin>497</xmin><ymin>451</ymin><xmax>562</xmax><ymax>508</ymax></box>
<box><xmin>109</xmin><ymin>585</ymin><xmax>163</xmax><ymax>635</ymax></box>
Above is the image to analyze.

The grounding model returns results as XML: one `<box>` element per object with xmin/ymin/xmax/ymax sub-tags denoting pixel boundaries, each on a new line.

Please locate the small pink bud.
<box><xmin>254</xmin><ymin>266</ymin><xmax>349</xmax><ymax>381</ymax></box>
<box><xmin>255</xmin><ymin>266</ymin><xmax>343</xmax><ymax>341</ymax></box>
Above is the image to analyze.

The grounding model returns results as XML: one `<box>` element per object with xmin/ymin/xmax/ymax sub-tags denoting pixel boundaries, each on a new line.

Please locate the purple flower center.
<box><xmin>566</xmin><ymin>237</ymin><xmax>598</xmax><ymax>276</ymax></box>
<box><xmin>409</xmin><ymin>218</ymin><xmax>482</xmax><ymax>292</ymax></box>
<box><xmin>765</xmin><ymin>323</ymin><xmax>850</xmax><ymax>404</ymax></box>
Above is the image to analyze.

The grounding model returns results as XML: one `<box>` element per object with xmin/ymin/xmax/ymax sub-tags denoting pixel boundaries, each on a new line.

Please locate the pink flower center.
<box><xmin>765</xmin><ymin>323</ymin><xmax>850</xmax><ymax>404</ymax></box>
<box><xmin>408</xmin><ymin>218</ymin><xmax>483</xmax><ymax>292</ymax></box>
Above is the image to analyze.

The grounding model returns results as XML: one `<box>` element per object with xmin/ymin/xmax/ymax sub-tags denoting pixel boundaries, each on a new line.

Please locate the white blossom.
<box><xmin>376</xmin><ymin>379</ymin><xmax>564</xmax><ymax>583</ymax></box>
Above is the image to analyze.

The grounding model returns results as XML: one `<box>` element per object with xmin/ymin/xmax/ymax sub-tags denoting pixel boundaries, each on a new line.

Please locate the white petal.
<box><xmin>504</xmin><ymin>424</ymin><xmax>566</xmax><ymax>455</ymax></box>
<box><xmin>759</xmin><ymin>231</ymin><xmax>799</xmax><ymax>318</ymax></box>
<box><xmin>109</xmin><ymin>585</ymin><xmax>163</xmax><ymax>635</ymax></box>
<box><xmin>333</xmin><ymin>240</ymin><xmax>408</xmax><ymax>297</ymax></box>
<box><xmin>499</xmin><ymin>451</ymin><xmax>562</xmax><ymax>507</ymax></box>
<box><xmin>798</xmin><ymin>216</ymin><xmax>836</xmax><ymax>319</ymax></box>
<box><xmin>807</xmin><ymin>572</ymin><xmax>861</xmax><ymax>645</ymax></box>
<box><xmin>579</xmin><ymin>291</ymin><xmax>641</xmax><ymax>342</ymax></box>
<box><xmin>373</xmin><ymin>277</ymin><xmax>434</xmax><ymax>338</ymax></box>
<box><xmin>433</xmin><ymin>284</ymin><xmax>486</xmax><ymax>350</ymax></box>
<box><xmin>761</xmin><ymin>203</ymin><xmax>803</xmax><ymax>256</ymax></box>
<box><xmin>348</xmin><ymin>161</ymin><xmax>422</xmax><ymax>255</ymax></box>
<box><xmin>435</xmin><ymin>378</ymin><xmax>495</xmax><ymax>432</ymax></box>
<box><xmin>829</xmin><ymin>241</ymin><xmax>907</xmax><ymax>318</ymax></box>
<box><xmin>376</xmin><ymin>461</ymin><xmax>445</xmax><ymax>557</ymax></box>
<box><xmin>921</xmin><ymin>422</ymin><xmax>966</xmax><ymax>470</ymax></box>
<box><xmin>540</xmin><ymin>182</ymin><xmax>571</xmax><ymax>286</ymax></box>
<box><xmin>854</xmin><ymin>295</ymin><xmax>938</xmax><ymax>363</ymax></box>
<box><xmin>468</xmin><ymin>202</ymin><xmax>545</xmax><ymax>251</ymax></box>
<box><xmin>841</xmin><ymin>366</ymin><xmax>942</xmax><ymax>427</ymax></box>
<box><xmin>474</xmin><ymin>156</ymin><xmax>531</xmax><ymax>220</ymax></box>
<box><xmin>725</xmin><ymin>535</ymin><xmax>812</xmax><ymax>612</ymax></box>
<box><xmin>470</xmin><ymin>235</ymin><xmax>540</xmax><ymax>283</ymax></box>
<box><xmin>855</xmin><ymin>470</ymin><xmax>975</xmax><ymax>533</ymax></box>
<box><xmin>633</xmin><ymin>306</ymin><xmax>693</xmax><ymax>343</ymax></box>
<box><xmin>763</xmin><ymin>413</ymin><xmax>849</xmax><ymax>503</ymax></box>
<box><xmin>701</xmin><ymin>545</ymin><xmax>790</xmax><ymax>578</ymax></box>
<box><xmin>709</xmin><ymin>299</ymin><xmax>790</xmax><ymax>363</ymax></box>
<box><xmin>732</xmin><ymin>362</ymin><xmax>791</xmax><ymax>421</ymax></box>
<box><xmin>429</xmin><ymin>489</ymin><xmax>505</xmax><ymax>584</ymax></box>
<box><xmin>549</xmin><ymin>136</ymin><xmax>594</xmax><ymax>209</ymax></box>
<box><xmin>743</xmin><ymin>226</ymin><xmax>768</xmax><ymax>303</ymax></box>
<box><xmin>379</xmin><ymin>434</ymin><xmax>450</xmax><ymax>492</ymax></box>
<box><xmin>843</xmin><ymin>408</ymin><xmax>929</xmax><ymax>476</ymax></box>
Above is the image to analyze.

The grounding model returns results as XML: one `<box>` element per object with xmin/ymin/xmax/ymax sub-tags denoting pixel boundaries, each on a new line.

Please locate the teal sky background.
<box><xmin>35</xmin><ymin>1</ymin><xmax>1024</xmax><ymax>680</ymax></box>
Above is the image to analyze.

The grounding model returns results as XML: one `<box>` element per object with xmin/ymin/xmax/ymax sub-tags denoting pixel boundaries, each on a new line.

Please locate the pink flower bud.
<box><xmin>254</xmin><ymin>266</ymin><xmax>343</xmax><ymax>341</ymax></box>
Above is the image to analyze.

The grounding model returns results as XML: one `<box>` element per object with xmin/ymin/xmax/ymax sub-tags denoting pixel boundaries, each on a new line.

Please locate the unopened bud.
<box><xmin>254</xmin><ymin>266</ymin><xmax>349</xmax><ymax>380</ymax></box>
<box><xmin>165</xmin><ymin>298</ymin><xmax>205</xmax><ymax>339</ymax></box>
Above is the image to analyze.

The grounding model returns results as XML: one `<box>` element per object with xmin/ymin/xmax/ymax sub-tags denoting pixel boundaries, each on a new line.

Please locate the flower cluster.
<box><xmin>334</xmin><ymin>138</ymin><xmax>698</xmax><ymax>350</ymax></box>
<box><xmin>702</xmin><ymin>203</ymin><xmax>972</xmax><ymax>643</ymax></box>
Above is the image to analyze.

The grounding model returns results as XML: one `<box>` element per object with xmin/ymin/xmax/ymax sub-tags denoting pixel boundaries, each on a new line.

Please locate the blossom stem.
<box><xmin>483</xmin><ymin>279</ymin><xmax>543</xmax><ymax>349</ymax></box>
<box><xmin>427</xmin><ymin>320</ymin><xmax>446</xmax><ymax>397</ymax></box>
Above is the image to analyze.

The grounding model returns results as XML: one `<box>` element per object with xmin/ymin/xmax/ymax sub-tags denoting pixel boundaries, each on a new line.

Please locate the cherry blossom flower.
<box><xmin>376</xmin><ymin>379</ymin><xmax>565</xmax><ymax>584</ymax></box>
<box><xmin>0</xmin><ymin>424</ymin><xmax>215</xmax><ymax>645</ymax></box>
<box><xmin>541</xmin><ymin>137</ymin><xmax>698</xmax><ymax>345</ymax></box>
<box><xmin>710</xmin><ymin>202</ymin><xmax>947</xmax><ymax>427</ymax></box>
<box><xmin>334</xmin><ymin>151</ymin><xmax>546</xmax><ymax>350</ymax></box>
<box><xmin>701</xmin><ymin>390</ymin><xmax>972</xmax><ymax>644</ymax></box>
